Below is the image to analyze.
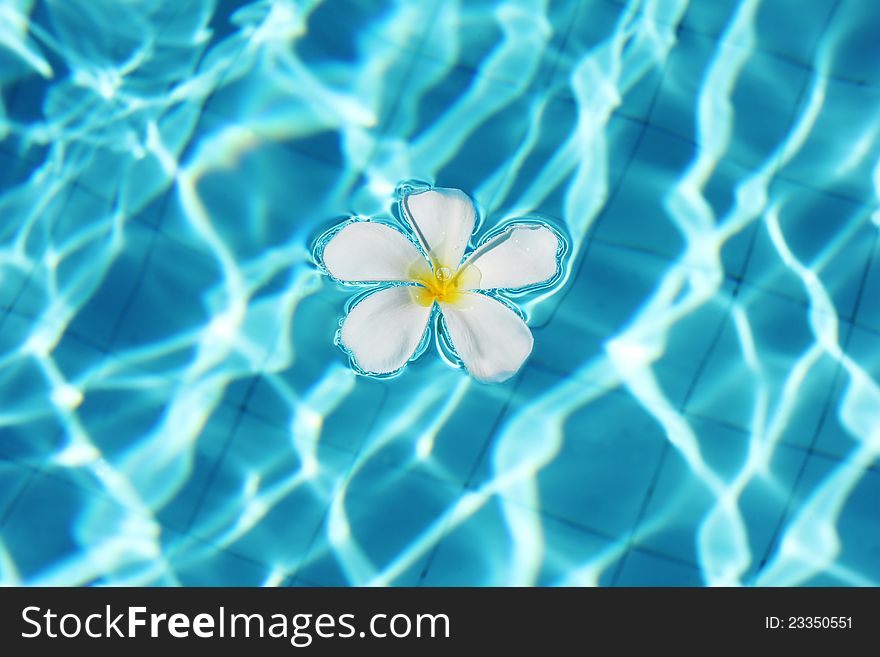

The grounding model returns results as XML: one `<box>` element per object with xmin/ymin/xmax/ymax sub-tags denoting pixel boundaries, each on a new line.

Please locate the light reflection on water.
<box><xmin>0</xmin><ymin>0</ymin><xmax>878</xmax><ymax>586</ymax></box>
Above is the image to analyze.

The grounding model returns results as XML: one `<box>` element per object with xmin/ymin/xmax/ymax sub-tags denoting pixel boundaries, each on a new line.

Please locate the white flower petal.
<box><xmin>439</xmin><ymin>293</ymin><xmax>533</xmax><ymax>383</ymax></box>
<box><xmin>340</xmin><ymin>286</ymin><xmax>432</xmax><ymax>375</ymax></box>
<box><xmin>402</xmin><ymin>188</ymin><xmax>476</xmax><ymax>269</ymax></box>
<box><xmin>322</xmin><ymin>222</ymin><xmax>429</xmax><ymax>283</ymax></box>
<box><xmin>460</xmin><ymin>225</ymin><xmax>559</xmax><ymax>290</ymax></box>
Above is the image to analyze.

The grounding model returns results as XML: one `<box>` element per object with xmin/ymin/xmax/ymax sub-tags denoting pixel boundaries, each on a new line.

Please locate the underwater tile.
<box><xmin>288</xmin><ymin>547</ymin><xmax>347</xmax><ymax>586</ymax></box>
<box><xmin>154</xmin><ymin>403</ymin><xmax>242</xmax><ymax>532</ymax></box>
<box><xmin>420</xmin><ymin>378</ymin><xmax>517</xmax><ymax>485</ymax></box>
<box><xmin>677</xmin><ymin>2</ymin><xmax>742</xmax><ymax>42</ymax></box>
<box><xmin>128</xmin><ymin>183</ymin><xmax>185</xmax><ymax>233</ymax></box>
<box><xmin>51</xmin><ymin>236</ymin><xmax>149</xmax><ymax>342</ymax></box>
<box><xmin>527</xmin><ymin>305</ymin><xmax>604</xmax><ymax>381</ymax></box>
<box><xmin>193</xmin><ymin>139</ymin><xmax>342</xmax><ymax>262</ymax></box>
<box><xmin>162</xmin><ymin>531</ymin><xmax>274</xmax><ymax>586</ymax></box>
<box><xmin>33</xmin><ymin>1</ymin><xmax>158</xmax><ymax>70</ymax></box>
<box><xmin>219</xmin><ymin>376</ymin><xmax>260</xmax><ymax>413</ymax></box>
<box><xmin>719</xmin><ymin>220</ymin><xmax>760</xmax><ymax>282</ymax></box>
<box><xmin>3</xmin><ymin>0</ymin><xmax>878</xmax><ymax>589</ymax></box>
<box><xmin>64</xmin><ymin>220</ymin><xmax>163</xmax><ymax>350</ymax></box>
<box><xmin>685</xmin><ymin>291</ymin><xmax>829</xmax><ymax>434</ymax></box>
<box><xmin>771</xmin><ymin>351</ymin><xmax>844</xmax><ymax>452</ymax></box>
<box><xmin>465</xmin><ymin>363</ymin><xmax>572</xmax><ymax>487</ymax></box>
<box><xmin>780</xmin><ymin>77</ymin><xmax>880</xmax><ymax>201</ymax></box>
<box><xmin>792</xmin><ymin>571</ymin><xmax>835</xmax><ymax>586</ymax></box>
<box><xmin>237</xmin><ymin>366</ymin><xmax>384</xmax><ymax>455</ymax></box>
<box><xmin>750</xmin><ymin>451</ymin><xmax>880</xmax><ymax>586</ymax></box>
<box><xmin>634</xmin><ymin>416</ymin><xmax>754</xmax><ymax>568</ymax></box>
<box><xmin>197</xmin><ymin>97</ymin><xmax>352</xmax><ymax>175</ymax></box>
<box><xmin>294</xmin><ymin>526</ymin><xmax>428</xmax><ymax>588</ymax></box>
<box><xmin>422</xmin><ymin>2</ymin><xmax>504</xmax><ymax>76</ymax></box>
<box><xmin>421</xmin><ymin>496</ymin><xmax>612</xmax><ymax>586</ymax></box>
<box><xmin>299</xmin><ymin>0</ymin><xmax>439</xmax><ymax>62</ymax></box>
<box><xmin>417</xmin><ymin>494</ymin><xmax>517</xmax><ymax>586</ymax></box>
<box><xmin>683</xmin><ymin>0</ymin><xmax>837</xmax><ymax>68</ymax></box>
<box><xmin>431</xmin><ymin>80</ymin><xmax>543</xmax><ymax>197</ymax></box>
<box><xmin>780</xmin><ymin>194</ymin><xmax>875</xmax><ymax>326</ymax></box>
<box><xmin>529</xmin><ymin>240</ymin><xmax>673</xmax><ymax>373</ymax></box>
<box><xmin>278</xmin><ymin>131</ymin><xmax>350</xmax><ymax>175</ymax></box>
<box><xmin>371</xmin><ymin>63</ymin><xmax>539</xmax><ymax>192</ymax></box>
<box><xmin>419</xmin><ymin>0</ymin><xmax>578</xmax><ymax>92</ymax></box>
<box><xmin>0</xmin><ymin>360</ymin><xmax>65</xmax><ymax>465</ymax></box>
<box><xmin>841</xmin><ymin>324</ymin><xmax>880</xmax><ymax>390</ymax></box>
<box><xmin>734</xmin><ymin>218</ymin><xmax>808</xmax><ymax>311</ymax></box>
<box><xmin>610</xmin><ymin>549</ymin><xmax>703</xmax><ymax>586</ymax></box>
<box><xmin>267</xmin><ymin>291</ymin><xmax>391</xmax><ymax>454</ymax></box>
<box><xmin>51</xmin><ymin>330</ymin><xmax>110</xmax><ymax>391</ymax></box>
<box><xmin>283</xmin><ymin>292</ymin><xmax>349</xmax><ymax>388</ymax></box>
<box><xmin>186</xmin><ymin>411</ymin><xmax>352</xmax><ymax>575</ymax></box>
<box><xmin>537</xmin><ymin>514</ymin><xmax>617</xmax><ymax>586</ymax></box>
<box><xmin>743</xmin><ymin>444</ymin><xmax>832</xmax><ymax>582</ymax></box>
<box><xmin>72</xmin><ymin>385</ymin><xmax>174</xmax><ymax>464</ymax></box>
<box><xmin>319</xmin><ymin>378</ymin><xmax>387</xmax><ymax>453</ymax></box>
<box><xmin>359</xmin><ymin>365</ymin><xmax>515</xmax><ymax>487</ymax></box>
<box><xmin>0</xmin><ymin>311</ymin><xmax>38</xmax><ymax>366</ymax></box>
<box><xmin>740</xmin><ymin>180</ymin><xmax>875</xmax><ymax>323</ymax></box>
<box><xmin>813</xmin><ymin>325</ymin><xmax>880</xmax><ymax>459</ymax></box>
<box><xmin>506</xmin><ymin>361</ymin><xmax>567</xmax><ymax>398</ymax></box>
<box><xmin>486</xmin><ymin>378</ymin><xmax>667</xmax><ymax>540</ymax></box>
<box><xmin>854</xmin><ymin>241</ymin><xmax>880</xmax><ymax>334</ymax></box>
<box><xmin>206</xmin><ymin>4</ymin><xmax>440</xmax><ymax>169</ymax></box>
<box><xmin>592</xmin><ymin>127</ymin><xmax>692</xmax><ymax>260</ymax></box>
<box><xmin>817</xmin><ymin>459</ymin><xmax>880</xmax><ymax>585</ymax></box>
<box><xmin>0</xmin><ymin>38</ymin><xmax>29</xmax><ymax>85</ymax></box>
<box><xmin>103</xmin><ymin>234</ymin><xmax>222</xmax><ymax>355</ymax></box>
<box><xmin>650</xmin><ymin>284</ymin><xmax>734</xmax><ymax>408</ymax></box>
<box><xmin>614</xmin><ymin>70</ymin><xmax>665</xmax><ymax>127</ymax></box>
<box><xmin>115</xmin><ymin>11</ymin><xmax>220</xmax><ymax>98</ymax></box>
<box><xmin>45</xmin><ymin>184</ymin><xmax>114</xmax><ymax>251</ymax></box>
<box><xmin>647</xmin><ymin>29</ymin><xmax>809</xmax><ymax>171</ymax></box>
<box><xmin>552</xmin><ymin>0</ymin><xmax>653</xmax><ymax>100</ymax></box>
<box><xmin>0</xmin><ymin>470</ymin><xmax>141</xmax><ymax>583</ymax></box>
<box><xmin>52</xmin><ymin>145</ymin><xmax>131</xmax><ymax>206</ymax></box>
<box><xmin>296</xmin><ymin>457</ymin><xmax>463</xmax><ymax>586</ymax></box>
<box><xmin>810</xmin><ymin>381</ymin><xmax>855</xmax><ymax>462</ymax></box>
<box><xmin>0</xmin><ymin>260</ymin><xmax>49</xmax><ymax>323</ymax></box>
<box><xmin>0</xmin><ymin>474</ymin><xmax>80</xmax><ymax>582</ymax></box>
<box><xmin>800</xmin><ymin>571</ymin><xmax>863</xmax><ymax>586</ymax></box>
<box><xmin>0</xmin><ymin>459</ymin><xmax>34</xmax><ymax>525</ymax></box>
<box><xmin>824</xmin><ymin>1</ymin><xmax>880</xmax><ymax>86</ymax></box>
<box><xmin>0</xmin><ymin>418</ymin><xmax>63</xmax><ymax>471</ymax></box>
<box><xmin>488</xmin><ymin>101</ymin><xmax>644</xmax><ymax>228</ymax></box>
<box><xmin>699</xmin><ymin>167</ymin><xmax>762</xmax><ymax>277</ymax></box>
<box><xmin>0</xmin><ymin>408</ymin><xmax>65</xmax><ymax>468</ymax></box>
<box><xmin>186</xmin><ymin>118</ymin><xmax>346</xmax><ymax>226</ymax></box>
<box><xmin>2</xmin><ymin>68</ymin><xmax>53</xmax><ymax>130</ymax></box>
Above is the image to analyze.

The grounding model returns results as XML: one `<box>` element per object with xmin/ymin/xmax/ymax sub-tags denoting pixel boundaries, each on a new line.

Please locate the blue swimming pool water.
<box><xmin>1</xmin><ymin>0</ymin><xmax>878</xmax><ymax>586</ymax></box>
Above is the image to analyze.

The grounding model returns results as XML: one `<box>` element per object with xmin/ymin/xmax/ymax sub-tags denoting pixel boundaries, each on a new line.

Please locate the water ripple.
<box><xmin>0</xmin><ymin>0</ymin><xmax>878</xmax><ymax>586</ymax></box>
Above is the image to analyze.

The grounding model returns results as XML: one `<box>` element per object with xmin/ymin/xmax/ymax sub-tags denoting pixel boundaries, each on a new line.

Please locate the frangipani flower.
<box><xmin>317</xmin><ymin>186</ymin><xmax>562</xmax><ymax>383</ymax></box>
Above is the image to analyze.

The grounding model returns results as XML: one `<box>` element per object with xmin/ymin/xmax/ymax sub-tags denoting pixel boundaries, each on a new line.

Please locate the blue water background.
<box><xmin>0</xmin><ymin>0</ymin><xmax>879</xmax><ymax>586</ymax></box>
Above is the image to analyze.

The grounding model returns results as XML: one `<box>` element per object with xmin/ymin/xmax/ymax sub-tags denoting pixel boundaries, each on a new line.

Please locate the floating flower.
<box><xmin>316</xmin><ymin>186</ymin><xmax>562</xmax><ymax>383</ymax></box>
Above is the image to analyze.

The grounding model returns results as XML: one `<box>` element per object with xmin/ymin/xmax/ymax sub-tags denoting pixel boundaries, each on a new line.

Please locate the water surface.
<box><xmin>0</xmin><ymin>0</ymin><xmax>878</xmax><ymax>586</ymax></box>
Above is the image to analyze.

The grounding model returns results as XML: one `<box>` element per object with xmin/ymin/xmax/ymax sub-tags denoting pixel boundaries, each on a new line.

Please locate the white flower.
<box><xmin>318</xmin><ymin>186</ymin><xmax>562</xmax><ymax>383</ymax></box>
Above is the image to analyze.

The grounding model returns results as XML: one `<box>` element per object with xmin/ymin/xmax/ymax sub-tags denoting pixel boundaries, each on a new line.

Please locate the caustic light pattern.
<box><xmin>316</xmin><ymin>186</ymin><xmax>563</xmax><ymax>382</ymax></box>
<box><xmin>1</xmin><ymin>0</ymin><xmax>880</xmax><ymax>588</ymax></box>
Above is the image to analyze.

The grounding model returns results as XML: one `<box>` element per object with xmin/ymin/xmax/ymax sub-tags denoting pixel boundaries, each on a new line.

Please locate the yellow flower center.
<box><xmin>410</xmin><ymin>264</ymin><xmax>479</xmax><ymax>306</ymax></box>
<box><xmin>411</xmin><ymin>264</ymin><xmax>466</xmax><ymax>306</ymax></box>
